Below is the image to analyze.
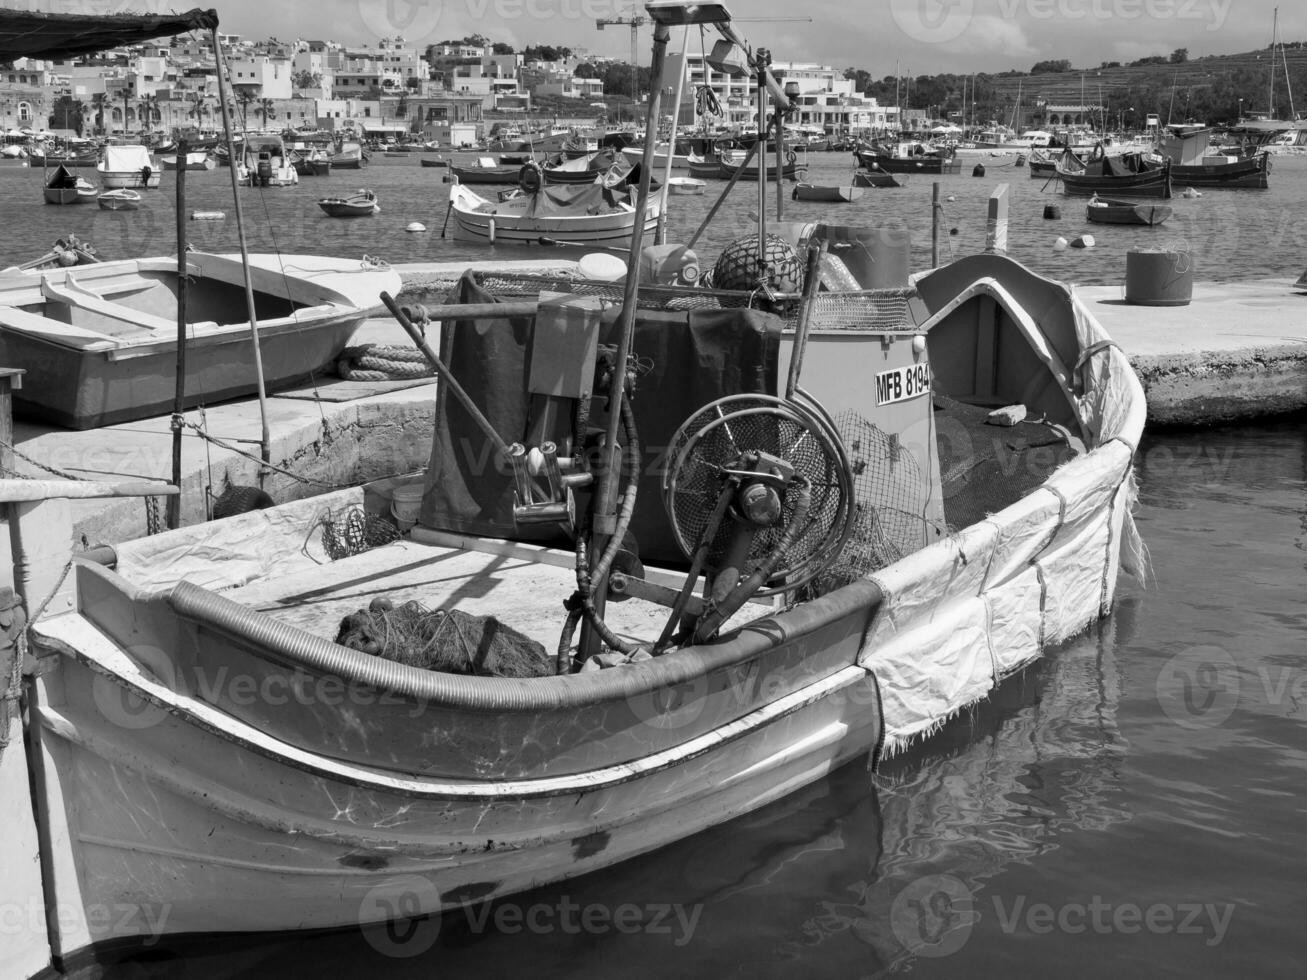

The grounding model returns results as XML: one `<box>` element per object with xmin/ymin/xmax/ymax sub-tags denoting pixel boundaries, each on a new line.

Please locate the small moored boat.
<box><xmin>317</xmin><ymin>189</ymin><xmax>380</xmax><ymax>217</ymax></box>
<box><xmin>852</xmin><ymin>169</ymin><xmax>904</xmax><ymax>188</ymax></box>
<box><xmin>792</xmin><ymin>183</ymin><xmax>864</xmax><ymax>202</ymax></box>
<box><xmin>96</xmin><ymin>144</ymin><xmax>162</xmax><ymax>189</ymax></box>
<box><xmin>96</xmin><ymin>188</ymin><xmax>141</xmax><ymax>211</ymax></box>
<box><xmin>42</xmin><ymin>164</ymin><xmax>96</xmax><ymax>204</ymax></box>
<box><xmin>447</xmin><ymin>178</ymin><xmax>660</xmax><ymax>246</ymax></box>
<box><xmin>1085</xmin><ymin>195</ymin><xmax>1172</xmax><ymax>226</ymax></box>
<box><xmin>666</xmin><ymin>176</ymin><xmax>705</xmax><ymax>195</ymax></box>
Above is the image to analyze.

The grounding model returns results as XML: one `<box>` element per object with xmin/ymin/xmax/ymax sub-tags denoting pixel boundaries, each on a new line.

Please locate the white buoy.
<box><xmin>1070</xmin><ymin>234</ymin><xmax>1096</xmax><ymax>249</ymax></box>
<box><xmin>1182</xmin><ymin>187</ymin><xmax>1202</xmax><ymax>198</ymax></box>
<box><xmin>1053</xmin><ymin>236</ymin><xmax>1069</xmax><ymax>251</ymax></box>
<box><xmin>946</xmin><ymin>194</ymin><xmax>957</xmax><ymax>202</ymax></box>
<box><xmin>405</xmin><ymin>221</ymin><xmax>426</xmax><ymax>232</ymax></box>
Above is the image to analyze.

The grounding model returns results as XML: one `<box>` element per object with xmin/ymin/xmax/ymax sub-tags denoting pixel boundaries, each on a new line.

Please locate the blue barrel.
<box><xmin>1125</xmin><ymin>249</ymin><xmax>1194</xmax><ymax>307</ymax></box>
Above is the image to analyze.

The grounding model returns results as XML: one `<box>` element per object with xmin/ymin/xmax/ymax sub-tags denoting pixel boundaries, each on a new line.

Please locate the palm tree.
<box><xmin>137</xmin><ymin>94</ymin><xmax>160</xmax><ymax>134</ymax></box>
<box><xmin>90</xmin><ymin>92</ymin><xmax>107</xmax><ymax>136</ymax></box>
<box><xmin>255</xmin><ymin>98</ymin><xmax>276</xmax><ymax>131</ymax></box>
<box><xmin>234</xmin><ymin>88</ymin><xmax>256</xmax><ymax>132</ymax></box>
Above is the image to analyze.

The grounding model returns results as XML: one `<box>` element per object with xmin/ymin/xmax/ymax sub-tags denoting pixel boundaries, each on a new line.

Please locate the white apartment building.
<box><xmin>227</xmin><ymin>54</ymin><xmax>292</xmax><ymax>99</ymax></box>
<box><xmin>681</xmin><ymin>55</ymin><xmax>895</xmax><ymax>134</ymax></box>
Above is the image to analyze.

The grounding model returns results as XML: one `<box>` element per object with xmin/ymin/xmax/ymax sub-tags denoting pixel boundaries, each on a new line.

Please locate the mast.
<box><xmin>1270</xmin><ymin>7</ymin><xmax>1277</xmax><ymax>117</ymax></box>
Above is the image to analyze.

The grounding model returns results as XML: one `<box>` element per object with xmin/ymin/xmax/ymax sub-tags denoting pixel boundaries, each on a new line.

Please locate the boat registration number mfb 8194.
<box><xmin>875</xmin><ymin>363</ymin><xmax>932</xmax><ymax>406</ymax></box>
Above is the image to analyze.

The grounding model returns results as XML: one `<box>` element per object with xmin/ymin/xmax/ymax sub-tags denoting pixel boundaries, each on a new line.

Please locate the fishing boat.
<box><xmin>419</xmin><ymin>156</ymin><xmax>449</xmax><ymax>168</ymax></box>
<box><xmin>792</xmin><ymin>183</ymin><xmax>863</xmax><ymax>202</ymax></box>
<box><xmin>317</xmin><ymin>188</ymin><xmax>380</xmax><ymax>217</ymax></box>
<box><xmin>238</xmin><ymin>134</ymin><xmax>298</xmax><ymax>186</ymax></box>
<box><xmin>1028</xmin><ymin>148</ymin><xmax>1059</xmax><ymax>177</ymax></box>
<box><xmin>450</xmin><ymin>156</ymin><xmax>532</xmax><ymax>185</ymax></box>
<box><xmin>42</xmin><ymin>164</ymin><xmax>97</xmax><ymax>204</ymax></box>
<box><xmin>291</xmin><ymin>147</ymin><xmax>333</xmax><ymax>176</ymax></box>
<box><xmin>666</xmin><ymin>175</ymin><xmax>706</xmax><ymax>194</ymax></box>
<box><xmin>447</xmin><ymin>178</ymin><xmax>661</xmax><ymax>245</ymax></box>
<box><xmin>620</xmin><ymin>140</ymin><xmax>691</xmax><ymax>170</ymax></box>
<box><xmin>688</xmin><ymin>147</ymin><xmax>806</xmax><ymax>181</ymax></box>
<box><xmin>95</xmin><ymin>144</ymin><xmax>162</xmax><ymax>189</ymax></box>
<box><xmin>852</xmin><ymin>169</ymin><xmax>904</xmax><ymax>188</ymax></box>
<box><xmin>1156</xmin><ymin>124</ymin><xmax>1270</xmax><ymax>189</ymax></box>
<box><xmin>96</xmin><ymin>188</ymin><xmax>141</xmax><ymax>211</ymax></box>
<box><xmin>0</xmin><ymin>252</ymin><xmax>398</xmax><ymax>428</ymax></box>
<box><xmin>542</xmin><ymin>147</ymin><xmax>628</xmax><ymax>185</ymax></box>
<box><xmin>855</xmin><ymin>140</ymin><xmax>961</xmax><ymax>174</ymax></box>
<box><xmin>0</xmin><ymin>6</ymin><xmax>1146</xmax><ymax>976</ymax></box>
<box><xmin>1085</xmin><ymin>195</ymin><xmax>1172</xmax><ymax>226</ymax></box>
<box><xmin>160</xmin><ymin>150</ymin><xmax>216</xmax><ymax>171</ymax></box>
<box><xmin>331</xmin><ymin>139</ymin><xmax>368</xmax><ymax>169</ymax></box>
<box><xmin>1057</xmin><ymin>151</ymin><xmax>1171</xmax><ymax>198</ymax></box>
<box><xmin>10</xmin><ymin>242</ymin><xmax>1146</xmax><ymax>964</ymax></box>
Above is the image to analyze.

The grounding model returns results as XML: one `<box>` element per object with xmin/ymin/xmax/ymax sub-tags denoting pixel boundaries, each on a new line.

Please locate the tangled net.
<box><xmin>336</xmin><ymin>597</ymin><xmax>551</xmax><ymax>677</ymax></box>
<box><xmin>709</xmin><ymin>233</ymin><xmax>803</xmax><ymax>294</ymax></box>
<box><xmin>312</xmin><ymin>505</ymin><xmax>401</xmax><ymax>560</ymax></box>
<box><xmin>335</xmin><ymin>344</ymin><xmax>435</xmax><ymax>382</ymax></box>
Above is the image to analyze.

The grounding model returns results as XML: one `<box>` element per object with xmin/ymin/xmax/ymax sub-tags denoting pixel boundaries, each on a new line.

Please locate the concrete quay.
<box><xmin>1073</xmin><ymin>278</ymin><xmax>1307</xmax><ymax>427</ymax></box>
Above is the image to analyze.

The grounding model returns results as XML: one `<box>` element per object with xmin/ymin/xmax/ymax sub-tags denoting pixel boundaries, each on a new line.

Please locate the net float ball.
<box><xmin>712</xmin><ymin>233</ymin><xmax>803</xmax><ymax>294</ymax></box>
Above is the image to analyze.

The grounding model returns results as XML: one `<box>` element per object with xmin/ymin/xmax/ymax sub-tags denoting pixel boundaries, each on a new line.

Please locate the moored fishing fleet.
<box><xmin>4</xmin><ymin>3</ymin><xmax>1307</xmax><ymax>979</ymax></box>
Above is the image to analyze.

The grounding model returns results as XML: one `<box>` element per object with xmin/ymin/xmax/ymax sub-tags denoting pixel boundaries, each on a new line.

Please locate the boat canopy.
<box><xmin>0</xmin><ymin>7</ymin><xmax>217</xmax><ymax>61</ymax></box>
<box><xmin>101</xmin><ymin>145</ymin><xmax>155</xmax><ymax>172</ymax></box>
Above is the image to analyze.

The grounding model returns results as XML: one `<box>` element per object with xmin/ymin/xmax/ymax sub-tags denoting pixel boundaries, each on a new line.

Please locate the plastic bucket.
<box><xmin>1125</xmin><ymin>249</ymin><xmax>1193</xmax><ymax>307</ymax></box>
<box><xmin>809</xmin><ymin>223</ymin><xmax>911</xmax><ymax>288</ymax></box>
<box><xmin>390</xmin><ymin>482</ymin><xmax>425</xmax><ymax>531</ymax></box>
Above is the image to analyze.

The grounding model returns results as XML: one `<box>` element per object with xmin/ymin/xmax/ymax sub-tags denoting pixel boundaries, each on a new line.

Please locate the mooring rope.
<box><xmin>335</xmin><ymin>344</ymin><xmax>436</xmax><ymax>383</ymax></box>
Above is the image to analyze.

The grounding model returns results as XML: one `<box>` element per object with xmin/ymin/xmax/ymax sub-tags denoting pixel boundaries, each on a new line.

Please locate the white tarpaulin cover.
<box><xmin>98</xmin><ymin>144</ymin><xmax>154</xmax><ymax>172</ymax></box>
<box><xmin>864</xmin><ymin>272</ymin><xmax>1146</xmax><ymax>757</ymax></box>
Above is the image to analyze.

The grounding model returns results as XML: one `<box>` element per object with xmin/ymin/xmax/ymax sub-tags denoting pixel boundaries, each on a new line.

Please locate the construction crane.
<box><xmin>596</xmin><ymin>12</ymin><xmax>813</xmax><ymax>111</ymax></box>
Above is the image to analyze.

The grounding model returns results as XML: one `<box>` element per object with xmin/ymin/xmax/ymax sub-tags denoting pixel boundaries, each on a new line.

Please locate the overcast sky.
<box><xmin>178</xmin><ymin>0</ymin><xmax>1304</xmax><ymax>72</ymax></box>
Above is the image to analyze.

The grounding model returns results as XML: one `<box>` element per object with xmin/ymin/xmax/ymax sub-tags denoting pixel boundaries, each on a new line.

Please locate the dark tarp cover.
<box><xmin>0</xmin><ymin>8</ymin><xmax>218</xmax><ymax>62</ymax></box>
<box><xmin>419</xmin><ymin>273</ymin><xmax>782</xmax><ymax>564</ymax></box>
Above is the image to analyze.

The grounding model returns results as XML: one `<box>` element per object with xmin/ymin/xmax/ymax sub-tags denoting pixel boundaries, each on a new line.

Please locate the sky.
<box><xmin>71</xmin><ymin>0</ymin><xmax>1307</xmax><ymax>73</ymax></box>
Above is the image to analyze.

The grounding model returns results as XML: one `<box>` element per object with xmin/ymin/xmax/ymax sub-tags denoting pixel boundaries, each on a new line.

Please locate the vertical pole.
<box><xmin>775</xmin><ymin>104</ymin><xmax>784</xmax><ymax>221</ymax></box>
<box><xmin>655</xmin><ymin>32</ymin><xmax>690</xmax><ymax>247</ymax></box>
<box><xmin>932</xmin><ymin>181</ymin><xmax>940</xmax><ymax>267</ymax></box>
<box><xmin>0</xmin><ymin>371</ymin><xmax>17</xmax><ymax>480</ymax></box>
<box><xmin>211</xmin><ymin>27</ymin><xmax>271</xmax><ymax>479</ymax></box>
<box><xmin>578</xmin><ymin>23</ymin><xmax>671</xmax><ymax>663</ymax></box>
<box><xmin>168</xmin><ymin>140</ymin><xmax>188</xmax><ymax>530</ymax></box>
<box><xmin>756</xmin><ymin>50</ymin><xmax>768</xmax><ymax>266</ymax></box>
<box><xmin>985</xmin><ymin>183</ymin><xmax>1009</xmax><ymax>255</ymax></box>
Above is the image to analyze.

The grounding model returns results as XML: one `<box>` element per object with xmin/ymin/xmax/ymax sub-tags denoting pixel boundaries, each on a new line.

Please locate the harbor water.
<box><xmin>8</xmin><ymin>152</ymin><xmax>1306</xmax><ymax>978</ymax></box>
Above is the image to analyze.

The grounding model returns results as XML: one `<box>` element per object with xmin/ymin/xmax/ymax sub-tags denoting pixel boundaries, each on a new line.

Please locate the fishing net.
<box><xmin>708</xmin><ymin>233</ymin><xmax>803</xmax><ymax>294</ymax></box>
<box><xmin>313</xmin><ymin>504</ymin><xmax>401</xmax><ymax>561</ymax></box>
<box><xmin>336</xmin><ymin>598</ymin><xmax>551</xmax><ymax>678</ymax></box>
<box><xmin>802</xmin><ymin>411</ymin><xmax>931</xmax><ymax>597</ymax></box>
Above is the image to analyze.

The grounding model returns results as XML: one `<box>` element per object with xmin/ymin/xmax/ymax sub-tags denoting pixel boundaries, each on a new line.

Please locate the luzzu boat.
<box><xmin>448</xmin><ymin>177</ymin><xmax>660</xmax><ymax>246</ymax></box>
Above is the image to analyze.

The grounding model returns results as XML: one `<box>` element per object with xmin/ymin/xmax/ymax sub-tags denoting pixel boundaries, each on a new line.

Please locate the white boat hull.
<box><xmin>450</xmin><ymin>183</ymin><xmax>660</xmax><ymax>246</ymax></box>
<box><xmin>97</xmin><ymin>169</ymin><xmax>162</xmax><ymax>189</ymax></box>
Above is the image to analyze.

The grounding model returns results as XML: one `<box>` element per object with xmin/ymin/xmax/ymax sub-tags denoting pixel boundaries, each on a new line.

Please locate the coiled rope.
<box><xmin>335</xmin><ymin>344</ymin><xmax>436</xmax><ymax>382</ymax></box>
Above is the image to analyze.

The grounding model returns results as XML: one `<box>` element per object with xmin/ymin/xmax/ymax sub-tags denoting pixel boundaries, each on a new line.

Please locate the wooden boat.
<box><xmin>96</xmin><ymin>144</ymin><xmax>162</xmax><ymax>189</ymax></box>
<box><xmin>0</xmin><ymin>252</ymin><xmax>398</xmax><ymax>428</ymax></box>
<box><xmin>331</xmin><ymin>139</ymin><xmax>368</xmax><ymax>169</ymax></box>
<box><xmin>542</xmin><ymin>148</ymin><xmax>628</xmax><ymax>185</ymax></box>
<box><xmin>1158</xmin><ymin>124</ymin><xmax>1271</xmax><ymax>189</ymax></box>
<box><xmin>317</xmin><ymin>189</ymin><xmax>380</xmax><ymax>217</ymax></box>
<box><xmin>419</xmin><ymin>156</ymin><xmax>449</xmax><ymax>168</ymax></box>
<box><xmin>793</xmin><ymin>183</ymin><xmax>863</xmax><ymax>202</ymax></box>
<box><xmin>447</xmin><ymin>178</ymin><xmax>661</xmax><ymax>246</ymax></box>
<box><xmin>1057</xmin><ymin>154</ymin><xmax>1171</xmax><ymax>198</ymax></box>
<box><xmin>1085</xmin><ymin>195</ymin><xmax>1172</xmax><ymax>226</ymax></box>
<box><xmin>688</xmin><ymin>149</ymin><xmax>806</xmax><ymax>181</ymax></box>
<box><xmin>160</xmin><ymin>150</ymin><xmax>216</xmax><ymax>171</ymax></box>
<box><xmin>666</xmin><ymin>175</ymin><xmax>705</xmax><ymax>195</ymax></box>
<box><xmin>28</xmin><ymin>149</ymin><xmax>98</xmax><ymax>168</ymax></box>
<box><xmin>42</xmin><ymin>164</ymin><xmax>96</xmax><ymax>204</ymax></box>
<box><xmin>852</xmin><ymin>169</ymin><xmax>904</xmax><ymax>188</ymax></box>
<box><xmin>855</xmin><ymin>141</ymin><xmax>960</xmax><ymax>174</ymax></box>
<box><xmin>15</xmin><ymin>250</ymin><xmax>1146</xmax><ymax>965</ymax></box>
<box><xmin>291</xmin><ymin>147</ymin><xmax>333</xmax><ymax>176</ymax></box>
<box><xmin>96</xmin><ymin>188</ymin><xmax>141</xmax><ymax>211</ymax></box>
<box><xmin>450</xmin><ymin>156</ymin><xmax>531</xmax><ymax>184</ymax></box>
<box><xmin>1028</xmin><ymin>148</ymin><xmax>1061</xmax><ymax>177</ymax></box>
